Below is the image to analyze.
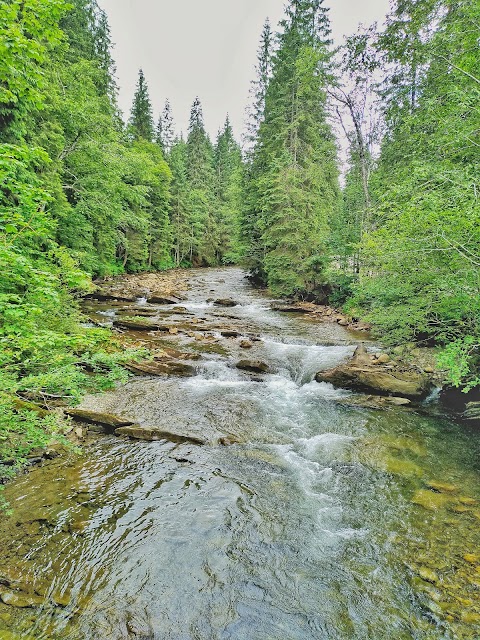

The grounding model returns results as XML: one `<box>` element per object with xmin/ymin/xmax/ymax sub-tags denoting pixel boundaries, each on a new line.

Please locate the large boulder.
<box><xmin>315</xmin><ymin>345</ymin><xmax>430</xmax><ymax>399</ymax></box>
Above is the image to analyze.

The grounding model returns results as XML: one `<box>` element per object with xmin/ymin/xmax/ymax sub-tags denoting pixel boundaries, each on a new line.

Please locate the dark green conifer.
<box><xmin>129</xmin><ymin>69</ymin><xmax>154</xmax><ymax>141</ymax></box>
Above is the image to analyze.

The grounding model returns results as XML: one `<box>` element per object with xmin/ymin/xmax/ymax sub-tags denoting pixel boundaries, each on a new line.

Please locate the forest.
<box><xmin>1</xmin><ymin>0</ymin><xmax>479</xmax><ymax>469</ymax></box>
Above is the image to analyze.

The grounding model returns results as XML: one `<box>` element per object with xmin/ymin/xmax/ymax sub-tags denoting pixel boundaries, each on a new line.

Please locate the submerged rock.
<box><xmin>418</xmin><ymin>567</ymin><xmax>440</xmax><ymax>585</ymax></box>
<box><xmin>236</xmin><ymin>359</ymin><xmax>270</xmax><ymax>374</ymax></box>
<box><xmin>115</xmin><ymin>425</ymin><xmax>206</xmax><ymax>445</ymax></box>
<box><xmin>0</xmin><ymin>591</ymin><xmax>44</xmax><ymax>608</ymax></box>
<box><xmin>425</xmin><ymin>481</ymin><xmax>458</xmax><ymax>493</ymax></box>
<box><xmin>411</xmin><ymin>489</ymin><xmax>453</xmax><ymax>511</ymax></box>
<box><xmin>315</xmin><ymin>345</ymin><xmax>430</xmax><ymax>398</ymax></box>
<box><xmin>463</xmin><ymin>401</ymin><xmax>480</xmax><ymax>422</ymax></box>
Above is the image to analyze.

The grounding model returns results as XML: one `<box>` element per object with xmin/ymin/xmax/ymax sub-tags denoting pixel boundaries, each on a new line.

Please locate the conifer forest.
<box><xmin>0</xmin><ymin>1</ymin><xmax>479</xmax><ymax>638</ymax></box>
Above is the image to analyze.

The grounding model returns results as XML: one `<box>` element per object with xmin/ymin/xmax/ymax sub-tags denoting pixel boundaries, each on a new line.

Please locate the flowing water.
<box><xmin>1</xmin><ymin>268</ymin><xmax>479</xmax><ymax>640</ymax></box>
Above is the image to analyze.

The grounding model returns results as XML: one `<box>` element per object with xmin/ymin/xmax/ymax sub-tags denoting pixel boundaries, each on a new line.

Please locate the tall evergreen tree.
<box><xmin>129</xmin><ymin>69</ymin><xmax>154</xmax><ymax>141</ymax></box>
<box><xmin>185</xmin><ymin>97</ymin><xmax>216</xmax><ymax>264</ymax></box>
<box><xmin>168</xmin><ymin>136</ymin><xmax>191</xmax><ymax>266</ymax></box>
<box><xmin>241</xmin><ymin>20</ymin><xmax>274</xmax><ymax>281</ymax></box>
<box><xmin>157</xmin><ymin>99</ymin><xmax>175</xmax><ymax>154</ymax></box>
<box><xmin>244</xmin><ymin>19</ymin><xmax>273</xmax><ymax>153</ymax></box>
<box><xmin>244</xmin><ymin>0</ymin><xmax>339</xmax><ymax>295</ymax></box>
<box><xmin>214</xmin><ymin>115</ymin><xmax>243</xmax><ymax>263</ymax></box>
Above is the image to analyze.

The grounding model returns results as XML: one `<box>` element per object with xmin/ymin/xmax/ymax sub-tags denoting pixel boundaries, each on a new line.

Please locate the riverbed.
<box><xmin>0</xmin><ymin>268</ymin><xmax>479</xmax><ymax>639</ymax></box>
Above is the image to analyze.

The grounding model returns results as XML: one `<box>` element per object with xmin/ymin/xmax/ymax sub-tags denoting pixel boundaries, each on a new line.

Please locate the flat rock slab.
<box><xmin>338</xmin><ymin>395</ymin><xmax>411</xmax><ymax>410</ymax></box>
<box><xmin>315</xmin><ymin>345</ymin><xmax>430</xmax><ymax>399</ymax></box>
<box><xmin>115</xmin><ymin>425</ymin><xmax>206</xmax><ymax>445</ymax></box>
<box><xmin>65</xmin><ymin>409</ymin><xmax>135</xmax><ymax>430</ymax></box>
<box><xmin>271</xmin><ymin>304</ymin><xmax>316</xmax><ymax>313</ymax></box>
<box><xmin>124</xmin><ymin>360</ymin><xmax>196</xmax><ymax>377</ymax></box>
<box><xmin>113</xmin><ymin>319</ymin><xmax>170</xmax><ymax>331</ymax></box>
<box><xmin>213</xmin><ymin>298</ymin><xmax>237</xmax><ymax>307</ymax></box>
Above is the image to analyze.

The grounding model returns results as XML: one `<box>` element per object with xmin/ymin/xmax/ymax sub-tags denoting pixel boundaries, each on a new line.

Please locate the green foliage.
<box><xmin>129</xmin><ymin>69</ymin><xmax>155</xmax><ymax>142</ymax></box>
<box><xmin>339</xmin><ymin>0</ymin><xmax>480</xmax><ymax>390</ymax></box>
<box><xmin>437</xmin><ymin>337</ymin><xmax>480</xmax><ymax>393</ymax></box>
<box><xmin>242</xmin><ymin>0</ymin><xmax>340</xmax><ymax>295</ymax></box>
<box><xmin>0</xmin><ymin>0</ymin><xmax>67</xmax><ymax>139</ymax></box>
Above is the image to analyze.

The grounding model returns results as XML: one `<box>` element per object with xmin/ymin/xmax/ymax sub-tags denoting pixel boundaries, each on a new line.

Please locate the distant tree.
<box><xmin>185</xmin><ymin>97</ymin><xmax>216</xmax><ymax>264</ymax></box>
<box><xmin>156</xmin><ymin>99</ymin><xmax>175</xmax><ymax>155</ymax></box>
<box><xmin>129</xmin><ymin>69</ymin><xmax>154</xmax><ymax>141</ymax></box>
<box><xmin>214</xmin><ymin>115</ymin><xmax>243</xmax><ymax>263</ymax></box>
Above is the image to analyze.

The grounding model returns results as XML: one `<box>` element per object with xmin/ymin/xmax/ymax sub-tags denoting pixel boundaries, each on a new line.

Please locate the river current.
<box><xmin>0</xmin><ymin>268</ymin><xmax>479</xmax><ymax>639</ymax></box>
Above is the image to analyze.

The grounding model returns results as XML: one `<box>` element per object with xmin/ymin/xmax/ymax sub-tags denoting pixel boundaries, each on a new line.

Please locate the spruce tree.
<box><xmin>129</xmin><ymin>69</ymin><xmax>154</xmax><ymax>141</ymax></box>
<box><xmin>169</xmin><ymin>136</ymin><xmax>191</xmax><ymax>266</ymax></box>
<box><xmin>214</xmin><ymin>115</ymin><xmax>243</xmax><ymax>262</ymax></box>
<box><xmin>245</xmin><ymin>0</ymin><xmax>339</xmax><ymax>295</ymax></box>
<box><xmin>244</xmin><ymin>19</ymin><xmax>272</xmax><ymax>153</ymax></box>
<box><xmin>157</xmin><ymin>99</ymin><xmax>175</xmax><ymax>154</ymax></box>
<box><xmin>241</xmin><ymin>20</ymin><xmax>274</xmax><ymax>281</ymax></box>
<box><xmin>185</xmin><ymin>97</ymin><xmax>216</xmax><ymax>264</ymax></box>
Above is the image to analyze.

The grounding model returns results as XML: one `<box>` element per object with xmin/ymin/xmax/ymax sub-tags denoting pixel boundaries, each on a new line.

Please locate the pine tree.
<box><xmin>185</xmin><ymin>97</ymin><xmax>216</xmax><ymax>264</ymax></box>
<box><xmin>129</xmin><ymin>69</ymin><xmax>154</xmax><ymax>141</ymax></box>
<box><xmin>244</xmin><ymin>0</ymin><xmax>339</xmax><ymax>295</ymax></box>
<box><xmin>157</xmin><ymin>99</ymin><xmax>175</xmax><ymax>155</ymax></box>
<box><xmin>214</xmin><ymin>115</ymin><xmax>243</xmax><ymax>262</ymax></box>
<box><xmin>244</xmin><ymin>19</ymin><xmax>273</xmax><ymax>153</ymax></box>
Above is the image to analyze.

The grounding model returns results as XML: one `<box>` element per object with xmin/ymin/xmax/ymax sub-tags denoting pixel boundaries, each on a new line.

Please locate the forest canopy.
<box><xmin>0</xmin><ymin>0</ymin><xmax>478</xmax><ymax>470</ymax></box>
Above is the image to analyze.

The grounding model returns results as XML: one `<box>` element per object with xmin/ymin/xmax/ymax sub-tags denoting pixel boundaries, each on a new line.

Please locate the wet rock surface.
<box><xmin>315</xmin><ymin>344</ymin><xmax>431</xmax><ymax>399</ymax></box>
<box><xmin>0</xmin><ymin>267</ymin><xmax>479</xmax><ymax>639</ymax></box>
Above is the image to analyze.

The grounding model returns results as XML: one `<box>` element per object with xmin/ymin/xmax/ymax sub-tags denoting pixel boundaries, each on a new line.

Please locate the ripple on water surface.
<box><xmin>0</xmin><ymin>268</ymin><xmax>479</xmax><ymax>640</ymax></box>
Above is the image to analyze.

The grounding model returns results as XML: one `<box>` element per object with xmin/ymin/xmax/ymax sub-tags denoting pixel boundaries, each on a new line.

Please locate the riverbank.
<box><xmin>0</xmin><ymin>267</ymin><xmax>479</xmax><ymax>639</ymax></box>
<box><xmin>2</xmin><ymin>267</ymin><xmax>476</xmax><ymax>490</ymax></box>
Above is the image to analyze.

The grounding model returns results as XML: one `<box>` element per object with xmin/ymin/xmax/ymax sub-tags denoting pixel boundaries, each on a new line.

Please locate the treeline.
<box><xmin>242</xmin><ymin>0</ymin><xmax>479</xmax><ymax>391</ymax></box>
<box><xmin>0</xmin><ymin>0</ymin><xmax>478</xmax><ymax>469</ymax></box>
<box><xmin>334</xmin><ymin>0</ymin><xmax>480</xmax><ymax>391</ymax></box>
<box><xmin>0</xmin><ymin>0</ymin><xmax>245</xmax><ymax>469</ymax></box>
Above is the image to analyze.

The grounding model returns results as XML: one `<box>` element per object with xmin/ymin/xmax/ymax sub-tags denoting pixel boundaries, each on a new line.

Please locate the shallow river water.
<box><xmin>0</xmin><ymin>268</ymin><xmax>479</xmax><ymax>640</ymax></box>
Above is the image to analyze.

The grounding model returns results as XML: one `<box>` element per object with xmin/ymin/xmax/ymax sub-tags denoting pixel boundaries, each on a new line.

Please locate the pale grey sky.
<box><xmin>98</xmin><ymin>0</ymin><xmax>390</xmax><ymax>140</ymax></box>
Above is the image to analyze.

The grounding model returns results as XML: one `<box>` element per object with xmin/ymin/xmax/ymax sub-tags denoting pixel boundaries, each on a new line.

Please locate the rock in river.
<box><xmin>315</xmin><ymin>345</ymin><xmax>430</xmax><ymax>399</ymax></box>
<box><xmin>113</xmin><ymin>319</ymin><xmax>169</xmax><ymax>331</ymax></box>
<box><xmin>1</xmin><ymin>591</ymin><xmax>44</xmax><ymax>608</ymax></box>
<box><xmin>124</xmin><ymin>360</ymin><xmax>195</xmax><ymax>377</ymax></box>
<box><xmin>236</xmin><ymin>359</ymin><xmax>270</xmax><ymax>374</ymax></box>
<box><xmin>115</xmin><ymin>425</ymin><xmax>206</xmax><ymax>445</ymax></box>
<box><xmin>147</xmin><ymin>293</ymin><xmax>179</xmax><ymax>305</ymax></box>
<box><xmin>213</xmin><ymin>298</ymin><xmax>237</xmax><ymax>307</ymax></box>
<box><xmin>65</xmin><ymin>409</ymin><xmax>135</xmax><ymax>431</ymax></box>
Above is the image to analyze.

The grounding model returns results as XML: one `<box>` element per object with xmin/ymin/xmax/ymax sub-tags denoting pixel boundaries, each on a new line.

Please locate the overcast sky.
<box><xmin>98</xmin><ymin>0</ymin><xmax>390</xmax><ymax>140</ymax></box>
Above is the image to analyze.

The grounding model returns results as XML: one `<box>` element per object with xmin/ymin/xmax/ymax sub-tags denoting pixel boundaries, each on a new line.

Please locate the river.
<box><xmin>0</xmin><ymin>268</ymin><xmax>479</xmax><ymax>639</ymax></box>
